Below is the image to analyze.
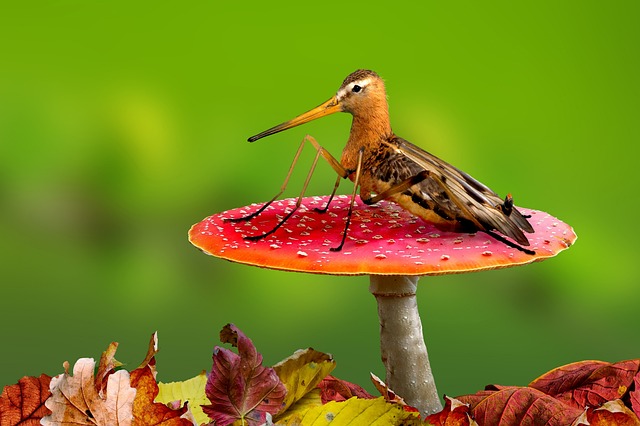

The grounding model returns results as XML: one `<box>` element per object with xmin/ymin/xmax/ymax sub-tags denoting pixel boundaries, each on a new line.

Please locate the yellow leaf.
<box><xmin>157</xmin><ymin>371</ymin><xmax>209</xmax><ymax>426</ymax></box>
<box><xmin>275</xmin><ymin>396</ymin><xmax>424</xmax><ymax>426</ymax></box>
<box><xmin>273</xmin><ymin>348</ymin><xmax>336</xmax><ymax>413</ymax></box>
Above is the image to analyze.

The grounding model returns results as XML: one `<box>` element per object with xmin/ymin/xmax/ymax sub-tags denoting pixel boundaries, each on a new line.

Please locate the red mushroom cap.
<box><xmin>189</xmin><ymin>195</ymin><xmax>576</xmax><ymax>276</ymax></box>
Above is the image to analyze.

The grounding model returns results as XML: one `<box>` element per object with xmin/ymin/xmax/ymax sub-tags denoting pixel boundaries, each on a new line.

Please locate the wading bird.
<box><xmin>229</xmin><ymin>69</ymin><xmax>534</xmax><ymax>254</ymax></box>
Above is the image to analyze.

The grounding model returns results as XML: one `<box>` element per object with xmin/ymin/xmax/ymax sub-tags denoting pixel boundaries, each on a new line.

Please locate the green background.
<box><xmin>1</xmin><ymin>1</ymin><xmax>639</xmax><ymax>400</ymax></box>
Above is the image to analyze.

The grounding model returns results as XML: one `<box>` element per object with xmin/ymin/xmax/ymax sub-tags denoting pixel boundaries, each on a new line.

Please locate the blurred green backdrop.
<box><xmin>1</xmin><ymin>1</ymin><xmax>639</xmax><ymax>399</ymax></box>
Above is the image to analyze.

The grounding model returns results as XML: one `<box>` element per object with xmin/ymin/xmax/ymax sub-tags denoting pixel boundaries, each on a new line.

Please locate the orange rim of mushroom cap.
<box><xmin>189</xmin><ymin>195</ymin><xmax>576</xmax><ymax>276</ymax></box>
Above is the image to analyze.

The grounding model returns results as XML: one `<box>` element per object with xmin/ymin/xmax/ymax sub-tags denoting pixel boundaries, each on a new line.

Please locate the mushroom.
<box><xmin>189</xmin><ymin>195</ymin><xmax>576</xmax><ymax>416</ymax></box>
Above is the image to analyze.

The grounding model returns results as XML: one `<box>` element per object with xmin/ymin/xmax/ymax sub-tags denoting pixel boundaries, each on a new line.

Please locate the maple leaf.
<box><xmin>202</xmin><ymin>324</ymin><xmax>286</xmax><ymax>426</ymax></box>
<box><xmin>0</xmin><ymin>374</ymin><xmax>52</xmax><ymax>425</ymax></box>
<box><xmin>41</xmin><ymin>358</ymin><xmax>136</xmax><ymax>426</ymax></box>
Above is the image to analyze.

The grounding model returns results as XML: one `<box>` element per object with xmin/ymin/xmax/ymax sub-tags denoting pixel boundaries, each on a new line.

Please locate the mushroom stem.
<box><xmin>369</xmin><ymin>275</ymin><xmax>442</xmax><ymax>416</ymax></box>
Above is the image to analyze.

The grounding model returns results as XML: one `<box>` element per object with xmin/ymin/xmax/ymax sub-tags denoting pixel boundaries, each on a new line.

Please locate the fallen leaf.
<box><xmin>136</xmin><ymin>331</ymin><xmax>159</xmax><ymax>375</ymax></box>
<box><xmin>130</xmin><ymin>365</ymin><xmax>193</xmax><ymax>426</ymax></box>
<box><xmin>0</xmin><ymin>374</ymin><xmax>52</xmax><ymax>425</ymax></box>
<box><xmin>157</xmin><ymin>373</ymin><xmax>209</xmax><ymax>426</ymax></box>
<box><xmin>458</xmin><ymin>386</ymin><xmax>583</xmax><ymax>426</ymax></box>
<box><xmin>272</xmin><ymin>348</ymin><xmax>335</xmax><ymax>413</ymax></box>
<box><xmin>274</xmin><ymin>396</ymin><xmax>423</xmax><ymax>425</ymax></box>
<box><xmin>317</xmin><ymin>375</ymin><xmax>374</xmax><ymax>403</ymax></box>
<box><xmin>94</xmin><ymin>342</ymin><xmax>122</xmax><ymax>396</ymax></box>
<box><xmin>529</xmin><ymin>359</ymin><xmax>639</xmax><ymax>408</ymax></box>
<box><xmin>572</xmin><ymin>400</ymin><xmax>640</xmax><ymax>426</ymax></box>
<box><xmin>41</xmin><ymin>358</ymin><xmax>136</xmax><ymax>426</ymax></box>
<box><xmin>630</xmin><ymin>372</ymin><xmax>640</xmax><ymax>418</ymax></box>
<box><xmin>202</xmin><ymin>324</ymin><xmax>286</xmax><ymax>426</ymax></box>
<box><xmin>425</xmin><ymin>396</ymin><xmax>478</xmax><ymax>426</ymax></box>
<box><xmin>370</xmin><ymin>373</ymin><xmax>418</xmax><ymax>412</ymax></box>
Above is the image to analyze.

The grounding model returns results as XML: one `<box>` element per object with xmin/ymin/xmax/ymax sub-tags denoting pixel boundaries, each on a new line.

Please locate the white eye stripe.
<box><xmin>337</xmin><ymin>78</ymin><xmax>371</xmax><ymax>100</ymax></box>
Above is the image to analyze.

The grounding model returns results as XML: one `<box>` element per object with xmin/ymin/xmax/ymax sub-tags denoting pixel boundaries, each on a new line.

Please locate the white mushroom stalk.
<box><xmin>370</xmin><ymin>274</ymin><xmax>441</xmax><ymax>416</ymax></box>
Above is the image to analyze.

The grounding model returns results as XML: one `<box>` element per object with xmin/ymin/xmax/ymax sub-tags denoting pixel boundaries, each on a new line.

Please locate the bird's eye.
<box><xmin>352</xmin><ymin>85</ymin><xmax>362</xmax><ymax>93</ymax></box>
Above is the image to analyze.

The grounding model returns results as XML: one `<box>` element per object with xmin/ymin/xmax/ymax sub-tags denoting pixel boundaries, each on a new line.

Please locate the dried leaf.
<box><xmin>94</xmin><ymin>342</ymin><xmax>122</xmax><ymax>396</ymax></box>
<box><xmin>425</xmin><ymin>396</ymin><xmax>478</xmax><ymax>426</ymax></box>
<box><xmin>370</xmin><ymin>373</ymin><xmax>418</xmax><ymax>412</ymax></box>
<box><xmin>572</xmin><ymin>400</ymin><xmax>640</xmax><ymax>426</ymax></box>
<box><xmin>274</xmin><ymin>396</ymin><xmax>423</xmax><ymax>425</ymax></box>
<box><xmin>42</xmin><ymin>358</ymin><xmax>136</xmax><ymax>426</ymax></box>
<box><xmin>0</xmin><ymin>374</ymin><xmax>52</xmax><ymax>425</ymax></box>
<box><xmin>130</xmin><ymin>366</ymin><xmax>193</xmax><ymax>426</ymax></box>
<box><xmin>202</xmin><ymin>324</ymin><xmax>286</xmax><ymax>426</ymax></box>
<box><xmin>317</xmin><ymin>375</ymin><xmax>374</xmax><ymax>404</ymax></box>
<box><xmin>630</xmin><ymin>371</ymin><xmax>640</xmax><ymax>418</ymax></box>
<box><xmin>458</xmin><ymin>386</ymin><xmax>583</xmax><ymax>426</ymax></box>
<box><xmin>530</xmin><ymin>359</ymin><xmax>639</xmax><ymax>408</ymax></box>
<box><xmin>136</xmin><ymin>332</ymin><xmax>159</xmax><ymax>374</ymax></box>
<box><xmin>157</xmin><ymin>373</ymin><xmax>209</xmax><ymax>426</ymax></box>
<box><xmin>272</xmin><ymin>348</ymin><xmax>335</xmax><ymax>413</ymax></box>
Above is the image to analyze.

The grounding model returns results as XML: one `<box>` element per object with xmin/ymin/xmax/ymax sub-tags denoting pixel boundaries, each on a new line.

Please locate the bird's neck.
<box><xmin>347</xmin><ymin>107</ymin><xmax>393</xmax><ymax>149</ymax></box>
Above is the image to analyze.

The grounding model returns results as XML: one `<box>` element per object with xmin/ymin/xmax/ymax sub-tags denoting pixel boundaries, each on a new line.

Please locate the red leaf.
<box><xmin>425</xmin><ymin>396</ymin><xmax>476</xmax><ymax>426</ymax></box>
<box><xmin>529</xmin><ymin>359</ymin><xmax>640</xmax><ymax>408</ymax></box>
<box><xmin>0</xmin><ymin>374</ymin><xmax>52</xmax><ymax>425</ymax></box>
<box><xmin>202</xmin><ymin>324</ymin><xmax>286</xmax><ymax>426</ymax></box>
<box><xmin>458</xmin><ymin>386</ymin><xmax>583</xmax><ymax>426</ymax></box>
<box><xmin>631</xmin><ymin>372</ymin><xmax>640</xmax><ymax>418</ymax></box>
<box><xmin>317</xmin><ymin>375</ymin><xmax>374</xmax><ymax>403</ymax></box>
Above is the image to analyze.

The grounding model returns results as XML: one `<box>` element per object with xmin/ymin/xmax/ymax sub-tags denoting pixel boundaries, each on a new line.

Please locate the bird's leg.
<box><xmin>225</xmin><ymin>135</ymin><xmax>348</xmax><ymax>224</ymax></box>
<box><xmin>331</xmin><ymin>147</ymin><xmax>364</xmax><ymax>252</ymax></box>
<box><xmin>231</xmin><ymin>135</ymin><xmax>350</xmax><ymax>242</ymax></box>
<box><xmin>314</xmin><ymin>175</ymin><xmax>342</xmax><ymax>214</ymax></box>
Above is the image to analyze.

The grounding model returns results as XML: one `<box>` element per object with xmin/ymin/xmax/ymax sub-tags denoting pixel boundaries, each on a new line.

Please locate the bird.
<box><xmin>238</xmin><ymin>69</ymin><xmax>535</xmax><ymax>254</ymax></box>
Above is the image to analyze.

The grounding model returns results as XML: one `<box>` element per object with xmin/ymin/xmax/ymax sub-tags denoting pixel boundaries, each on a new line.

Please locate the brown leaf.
<box><xmin>530</xmin><ymin>359</ymin><xmax>639</xmax><ymax>409</ymax></box>
<box><xmin>94</xmin><ymin>342</ymin><xmax>122</xmax><ymax>396</ymax></box>
<box><xmin>130</xmin><ymin>366</ymin><xmax>192</xmax><ymax>426</ymax></box>
<box><xmin>136</xmin><ymin>332</ymin><xmax>159</xmax><ymax>374</ymax></box>
<box><xmin>458</xmin><ymin>386</ymin><xmax>583</xmax><ymax>426</ymax></box>
<box><xmin>425</xmin><ymin>396</ymin><xmax>477</xmax><ymax>426</ymax></box>
<box><xmin>369</xmin><ymin>373</ymin><xmax>419</xmax><ymax>412</ymax></box>
<box><xmin>316</xmin><ymin>375</ymin><xmax>374</xmax><ymax>404</ymax></box>
<box><xmin>42</xmin><ymin>358</ymin><xmax>136</xmax><ymax>425</ymax></box>
<box><xmin>572</xmin><ymin>400</ymin><xmax>640</xmax><ymax>426</ymax></box>
<box><xmin>0</xmin><ymin>374</ymin><xmax>52</xmax><ymax>425</ymax></box>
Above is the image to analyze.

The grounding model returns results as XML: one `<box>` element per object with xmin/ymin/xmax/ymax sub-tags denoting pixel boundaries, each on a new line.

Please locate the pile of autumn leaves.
<box><xmin>2</xmin><ymin>325</ymin><xmax>640</xmax><ymax>426</ymax></box>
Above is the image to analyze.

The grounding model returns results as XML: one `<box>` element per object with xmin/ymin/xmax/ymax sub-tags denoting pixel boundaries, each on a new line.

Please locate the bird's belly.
<box><xmin>387</xmin><ymin>191</ymin><xmax>462</xmax><ymax>233</ymax></box>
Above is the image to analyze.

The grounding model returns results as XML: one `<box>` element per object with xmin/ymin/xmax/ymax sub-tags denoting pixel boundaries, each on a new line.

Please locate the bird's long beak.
<box><xmin>248</xmin><ymin>95</ymin><xmax>343</xmax><ymax>142</ymax></box>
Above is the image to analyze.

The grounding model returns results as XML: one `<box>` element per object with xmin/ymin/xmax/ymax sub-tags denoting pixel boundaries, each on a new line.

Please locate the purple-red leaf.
<box><xmin>317</xmin><ymin>375</ymin><xmax>374</xmax><ymax>404</ymax></box>
<box><xmin>631</xmin><ymin>372</ymin><xmax>640</xmax><ymax>419</ymax></box>
<box><xmin>202</xmin><ymin>324</ymin><xmax>286</xmax><ymax>426</ymax></box>
<box><xmin>529</xmin><ymin>359</ymin><xmax>640</xmax><ymax>409</ymax></box>
<box><xmin>458</xmin><ymin>386</ymin><xmax>583</xmax><ymax>426</ymax></box>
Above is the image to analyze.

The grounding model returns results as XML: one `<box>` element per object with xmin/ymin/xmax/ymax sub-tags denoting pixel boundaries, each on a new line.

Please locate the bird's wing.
<box><xmin>385</xmin><ymin>137</ymin><xmax>534</xmax><ymax>245</ymax></box>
